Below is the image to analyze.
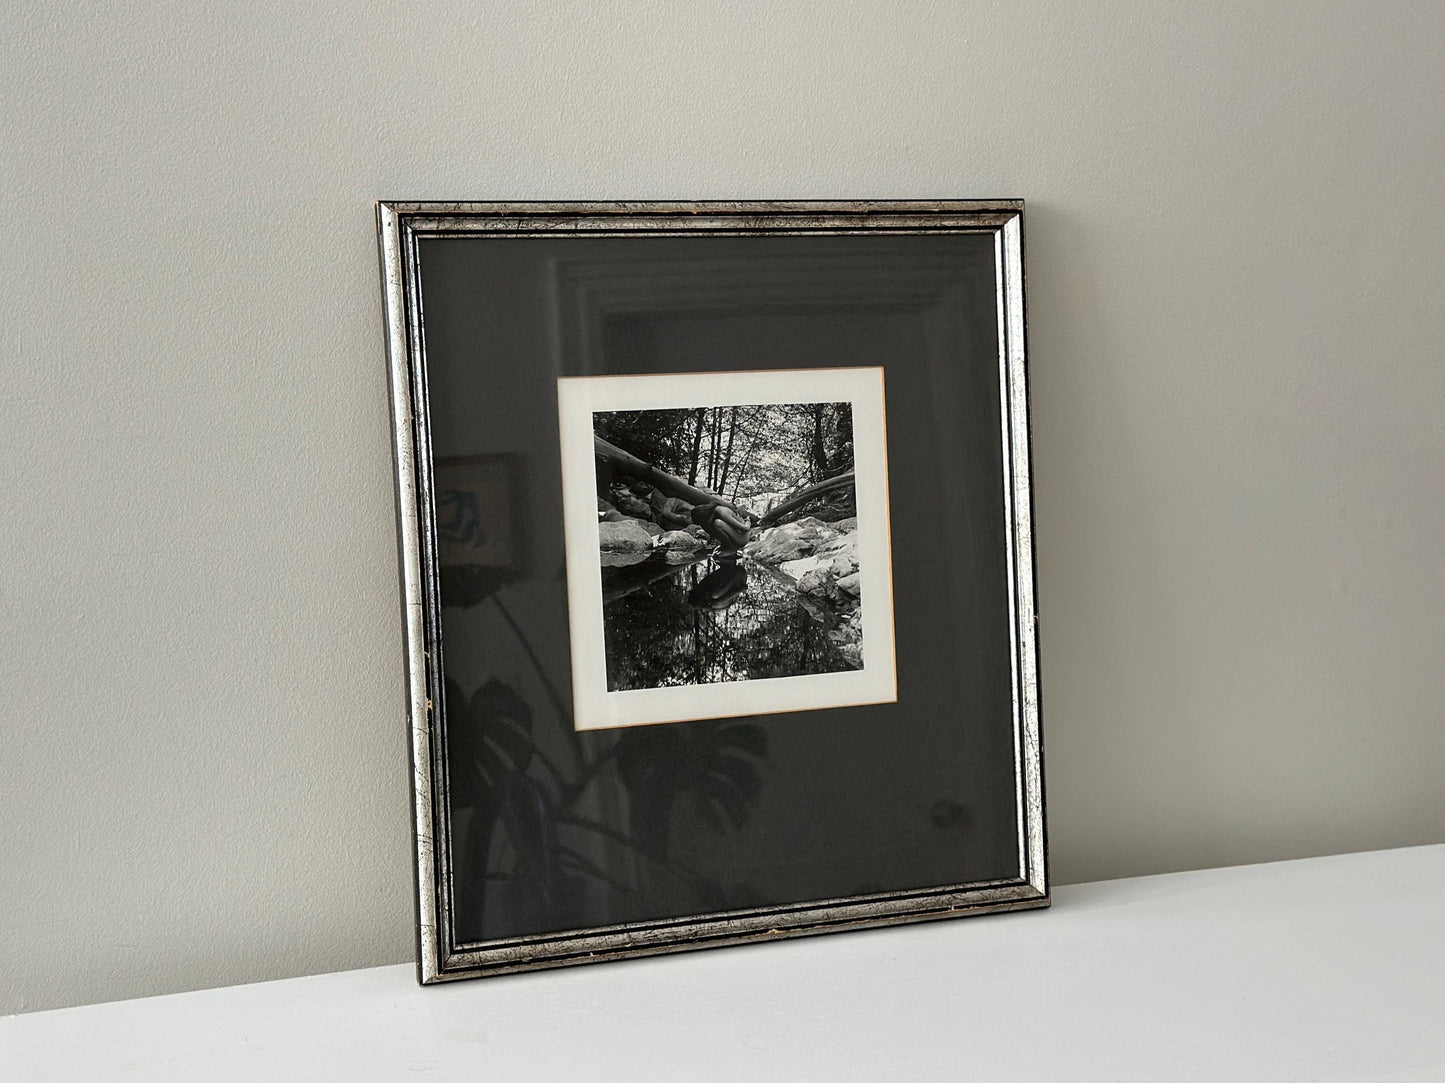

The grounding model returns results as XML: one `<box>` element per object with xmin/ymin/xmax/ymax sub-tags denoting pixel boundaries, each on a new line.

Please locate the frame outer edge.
<box><xmin>378</xmin><ymin>198</ymin><xmax>1023</xmax><ymax>218</ymax></box>
<box><xmin>379</xmin><ymin>200</ymin><xmax>1048</xmax><ymax>980</ymax></box>
<box><xmin>377</xmin><ymin>203</ymin><xmax>443</xmax><ymax>983</ymax></box>
<box><xmin>1003</xmin><ymin>208</ymin><xmax>1048</xmax><ymax>894</ymax></box>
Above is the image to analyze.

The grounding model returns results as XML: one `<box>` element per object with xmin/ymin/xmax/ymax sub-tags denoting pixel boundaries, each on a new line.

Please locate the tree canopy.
<box><xmin>594</xmin><ymin>402</ymin><xmax>854</xmax><ymax>516</ymax></box>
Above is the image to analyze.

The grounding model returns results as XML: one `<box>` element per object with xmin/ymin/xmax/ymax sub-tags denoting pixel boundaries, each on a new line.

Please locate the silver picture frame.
<box><xmin>377</xmin><ymin>200</ymin><xmax>1046</xmax><ymax>984</ymax></box>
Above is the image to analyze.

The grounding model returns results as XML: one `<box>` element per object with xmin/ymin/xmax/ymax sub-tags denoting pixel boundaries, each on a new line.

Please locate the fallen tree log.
<box><xmin>757</xmin><ymin>471</ymin><xmax>855</xmax><ymax>527</ymax></box>
<box><xmin>593</xmin><ymin>435</ymin><xmax>855</xmax><ymax>534</ymax></box>
<box><xmin>593</xmin><ymin>436</ymin><xmax>741</xmax><ymax>514</ymax></box>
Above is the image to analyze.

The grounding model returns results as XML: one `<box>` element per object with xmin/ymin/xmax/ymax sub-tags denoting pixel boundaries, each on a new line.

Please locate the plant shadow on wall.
<box><xmin>440</xmin><ymin>572</ymin><xmax>771</xmax><ymax>943</ymax></box>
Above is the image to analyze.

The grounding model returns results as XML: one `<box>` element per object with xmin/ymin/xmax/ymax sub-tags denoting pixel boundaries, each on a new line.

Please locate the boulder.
<box><xmin>746</xmin><ymin>531</ymin><xmax>808</xmax><ymax>563</ymax></box>
<box><xmin>791</xmin><ymin>516</ymin><xmax>839</xmax><ymax>543</ymax></box>
<box><xmin>831</xmin><ymin>517</ymin><xmax>858</xmax><ymax>532</ymax></box>
<box><xmin>779</xmin><ymin>554</ymin><xmax>830</xmax><ymax>581</ymax></box>
<box><xmin>743</xmin><ymin>517</ymin><xmax>839</xmax><ymax>564</ymax></box>
<box><xmin>816</xmin><ymin>532</ymin><xmax>858</xmax><ymax>571</ymax></box>
<box><xmin>600</xmin><ymin>551</ymin><xmax>650</xmax><ymax>568</ymax></box>
<box><xmin>657</xmin><ymin>530</ymin><xmax>704</xmax><ymax>551</ymax></box>
<box><xmin>598</xmin><ymin>499</ymin><xmax>630</xmax><ymax>523</ymax></box>
<box><xmin>595</xmin><ymin>497</ymin><xmax>630</xmax><ymax>520</ymax></box>
<box><xmin>796</xmin><ymin>568</ymin><xmax>834</xmax><ymax>596</ymax></box>
<box><xmin>615</xmin><ymin>492</ymin><xmax>652</xmax><ymax>518</ymax></box>
<box><xmin>639</xmin><ymin>521</ymin><xmax>664</xmax><ymax>537</ymax></box>
<box><xmin>598</xmin><ymin>519</ymin><xmax>654</xmax><ymax>553</ymax></box>
<box><xmin>836</xmin><ymin>572</ymin><xmax>862</xmax><ymax>597</ymax></box>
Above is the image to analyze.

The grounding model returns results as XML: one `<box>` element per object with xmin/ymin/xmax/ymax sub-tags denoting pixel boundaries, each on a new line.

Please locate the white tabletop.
<box><xmin>4</xmin><ymin>844</ymin><xmax>1443</xmax><ymax>1081</ymax></box>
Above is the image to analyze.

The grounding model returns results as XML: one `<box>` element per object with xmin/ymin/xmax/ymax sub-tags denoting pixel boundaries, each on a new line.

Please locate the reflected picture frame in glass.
<box><xmin>377</xmin><ymin>201</ymin><xmax>1046</xmax><ymax>984</ymax></box>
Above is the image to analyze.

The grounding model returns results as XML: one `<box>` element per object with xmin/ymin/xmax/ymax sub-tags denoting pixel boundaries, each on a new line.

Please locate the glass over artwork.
<box><xmin>380</xmin><ymin>204</ymin><xmax>1046</xmax><ymax>979</ymax></box>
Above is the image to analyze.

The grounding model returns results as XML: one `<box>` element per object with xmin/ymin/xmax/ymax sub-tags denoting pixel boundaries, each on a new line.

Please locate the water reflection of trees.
<box><xmin>603</xmin><ymin>556</ymin><xmax>855</xmax><ymax>692</ymax></box>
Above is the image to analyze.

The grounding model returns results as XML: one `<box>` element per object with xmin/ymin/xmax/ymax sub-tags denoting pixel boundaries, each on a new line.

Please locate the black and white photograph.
<box><xmin>559</xmin><ymin>367</ymin><xmax>897</xmax><ymax>730</ymax></box>
<box><xmin>595</xmin><ymin>399</ymin><xmax>862</xmax><ymax>687</ymax></box>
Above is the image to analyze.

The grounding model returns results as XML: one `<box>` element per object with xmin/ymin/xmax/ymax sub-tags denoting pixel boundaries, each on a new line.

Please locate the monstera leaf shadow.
<box><xmin>439</xmin><ymin>565</ymin><xmax>518</xmax><ymax>610</ymax></box>
<box><xmin>446</xmin><ymin>676</ymin><xmax>535</xmax><ymax>808</ymax></box>
<box><xmin>447</xmin><ymin>677</ymin><xmax>570</xmax><ymax>939</ymax></box>
<box><xmin>442</xmin><ymin>578</ymin><xmax>774</xmax><ymax>936</ymax></box>
<box><xmin>615</xmin><ymin>719</ymin><xmax>769</xmax><ymax>860</ymax></box>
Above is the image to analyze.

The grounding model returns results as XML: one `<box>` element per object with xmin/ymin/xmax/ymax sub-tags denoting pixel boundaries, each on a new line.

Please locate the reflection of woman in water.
<box><xmin>688</xmin><ymin>556</ymin><xmax>749</xmax><ymax>611</ymax></box>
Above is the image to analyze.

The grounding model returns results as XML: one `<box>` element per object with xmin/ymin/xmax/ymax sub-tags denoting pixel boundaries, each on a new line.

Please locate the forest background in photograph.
<box><xmin>595</xmin><ymin>402</ymin><xmax>854</xmax><ymax>519</ymax></box>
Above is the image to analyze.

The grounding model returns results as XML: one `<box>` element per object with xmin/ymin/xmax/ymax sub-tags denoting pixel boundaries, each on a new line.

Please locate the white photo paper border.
<box><xmin>558</xmin><ymin>366</ymin><xmax>898</xmax><ymax>731</ymax></box>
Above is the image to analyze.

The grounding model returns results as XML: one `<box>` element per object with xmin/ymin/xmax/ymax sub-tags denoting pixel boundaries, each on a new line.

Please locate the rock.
<box><xmin>827</xmin><ymin>608</ymin><xmax>865</xmax><ymax>668</ymax></box>
<box><xmin>657</xmin><ymin>530</ymin><xmax>704</xmax><ymax>551</ymax></box>
<box><xmin>793</xmin><ymin>593</ymin><xmax>833</xmax><ymax>624</ymax></box>
<box><xmin>744</xmin><ymin>531</ymin><xmax>805</xmax><ymax>563</ymax></box>
<box><xmin>792</xmin><ymin>516</ymin><xmax>839</xmax><ymax>542</ymax></box>
<box><xmin>598</xmin><ymin>499</ymin><xmax>630</xmax><ymax>523</ymax></box>
<box><xmin>615</xmin><ymin>493</ymin><xmax>651</xmax><ymax>518</ymax></box>
<box><xmin>816</xmin><ymin>532</ymin><xmax>858</xmax><ymax>570</ymax></box>
<box><xmin>600</xmin><ymin>551</ymin><xmax>650</xmax><ymax>568</ymax></box>
<box><xmin>829</xmin><ymin>636</ymin><xmax>863</xmax><ymax>668</ymax></box>
<box><xmin>779</xmin><ymin>554</ymin><xmax>829</xmax><ymax>581</ymax></box>
<box><xmin>598</xmin><ymin>519</ymin><xmax>654</xmax><ymax>553</ymax></box>
<box><xmin>743</xmin><ymin>517</ymin><xmax>839</xmax><ymax>564</ymax></box>
<box><xmin>831</xmin><ymin>517</ymin><xmax>858</xmax><ymax>532</ymax></box>
<box><xmin>639</xmin><ymin>521</ymin><xmax>663</xmax><ymax>537</ymax></box>
<box><xmin>796</xmin><ymin>568</ymin><xmax>833</xmax><ymax>596</ymax></box>
<box><xmin>836</xmin><ymin>572</ymin><xmax>861</xmax><ymax>596</ymax></box>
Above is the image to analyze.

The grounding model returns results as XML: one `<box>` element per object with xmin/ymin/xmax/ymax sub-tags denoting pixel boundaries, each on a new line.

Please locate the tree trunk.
<box><xmin>718</xmin><ymin>406</ymin><xmax>738</xmax><ymax>492</ymax></box>
<box><xmin>707</xmin><ymin>407</ymin><xmax>722</xmax><ymax>490</ymax></box>
<box><xmin>687</xmin><ymin>408</ymin><xmax>704</xmax><ymax>485</ymax></box>
<box><xmin>810</xmin><ymin>403</ymin><xmax>828</xmax><ymax>483</ymax></box>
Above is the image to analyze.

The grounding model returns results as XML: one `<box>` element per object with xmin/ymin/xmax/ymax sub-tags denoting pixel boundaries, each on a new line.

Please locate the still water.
<box><xmin>601</xmin><ymin>553</ymin><xmax>857</xmax><ymax>692</ymax></box>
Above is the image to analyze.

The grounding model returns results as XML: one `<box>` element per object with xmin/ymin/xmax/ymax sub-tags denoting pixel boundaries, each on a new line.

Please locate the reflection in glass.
<box><xmin>443</xmin><ymin>637</ymin><xmax>772</xmax><ymax>942</ymax></box>
<box><xmin>416</xmin><ymin>231</ymin><xmax>1024</xmax><ymax>949</ymax></box>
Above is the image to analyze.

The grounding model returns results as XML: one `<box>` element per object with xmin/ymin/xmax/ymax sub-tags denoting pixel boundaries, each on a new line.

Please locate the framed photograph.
<box><xmin>558</xmin><ymin>366</ymin><xmax>896</xmax><ymax>730</ymax></box>
<box><xmin>377</xmin><ymin>201</ymin><xmax>1045</xmax><ymax>983</ymax></box>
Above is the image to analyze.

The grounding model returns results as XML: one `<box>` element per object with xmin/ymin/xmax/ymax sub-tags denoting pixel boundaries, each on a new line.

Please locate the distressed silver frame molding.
<box><xmin>376</xmin><ymin>200</ymin><xmax>1046</xmax><ymax>984</ymax></box>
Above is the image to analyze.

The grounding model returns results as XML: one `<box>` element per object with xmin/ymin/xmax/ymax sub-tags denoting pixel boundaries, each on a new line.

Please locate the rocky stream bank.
<box><xmin>598</xmin><ymin>495</ymin><xmax>864</xmax><ymax>670</ymax></box>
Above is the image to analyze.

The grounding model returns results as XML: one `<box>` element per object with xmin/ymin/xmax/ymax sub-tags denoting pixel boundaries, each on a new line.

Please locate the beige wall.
<box><xmin>3</xmin><ymin>1</ymin><xmax>1443</xmax><ymax>1014</ymax></box>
